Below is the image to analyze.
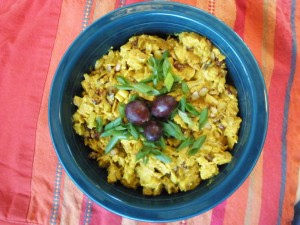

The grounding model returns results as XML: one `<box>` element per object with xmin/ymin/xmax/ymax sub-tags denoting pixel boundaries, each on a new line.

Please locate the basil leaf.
<box><xmin>199</xmin><ymin>107</ymin><xmax>209</xmax><ymax>129</ymax></box>
<box><xmin>104</xmin><ymin>117</ymin><xmax>122</xmax><ymax>131</ymax></box>
<box><xmin>177</xmin><ymin>137</ymin><xmax>193</xmax><ymax>151</ymax></box>
<box><xmin>95</xmin><ymin>117</ymin><xmax>103</xmax><ymax>133</ymax></box>
<box><xmin>188</xmin><ymin>135</ymin><xmax>207</xmax><ymax>156</ymax></box>
<box><xmin>164</xmin><ymin>72</ymin><xmax>174</xmax><ymax>92</ymax></box>
<box><xmin>178</xmin><ymin>110</ymin><xmax>193</xmax><ymax>126</ymax></box>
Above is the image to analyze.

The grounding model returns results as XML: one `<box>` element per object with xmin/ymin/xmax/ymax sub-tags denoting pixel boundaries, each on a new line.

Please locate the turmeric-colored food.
<box><xmin>72</xmin><ymin>32</ymin><xmax>242</xmax><ymax>195</ymax></box>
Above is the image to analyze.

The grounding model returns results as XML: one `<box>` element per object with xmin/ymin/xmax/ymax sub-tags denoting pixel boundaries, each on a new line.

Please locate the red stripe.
<box><xmin>234</xmin><ymin>0</ymin><xmax>247</xmax><ymax>38</ymax></box>
<box><xmin>259</xmin><ymin>0</ymin><xmax>293</xmax><ymax>224</ymax></box>
<box><xmin>0</xmin><ymin>0</ymin><xmax>62</xmax><ymax>222</ymax></box>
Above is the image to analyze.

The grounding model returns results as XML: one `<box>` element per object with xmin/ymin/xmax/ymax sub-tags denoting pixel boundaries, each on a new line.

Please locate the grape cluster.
<box><xmin>125</xmin><ymin>95</ymin><xmax>177</xmax><ymax>141</ymax></box>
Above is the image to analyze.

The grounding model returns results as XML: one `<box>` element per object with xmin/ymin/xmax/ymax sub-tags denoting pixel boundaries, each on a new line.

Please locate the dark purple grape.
<box><xmin>125</xmin><ymin>100</ymin><xmax>150</xmax><ymax>125</ymax></box>
<box><xmin>144</xmin><ymin>121</ymin><xmax>163</xmax><ymax>141</ymax></box>
<box><xmin>151</xmin><ymin>95</ymin><xmax>177</xmax><ymax>118</ymax></box>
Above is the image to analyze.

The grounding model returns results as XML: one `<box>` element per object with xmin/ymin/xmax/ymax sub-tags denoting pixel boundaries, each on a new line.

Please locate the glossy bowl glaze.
<box><xmin>49</xmin><ymin>2</ymin><xmax>268</xmax><ymax>222</ymax></box>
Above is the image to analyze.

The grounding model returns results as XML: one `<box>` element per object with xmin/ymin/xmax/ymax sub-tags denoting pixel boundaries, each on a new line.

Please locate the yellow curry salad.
<box><xmin>72</xmin><ymin>32</ymin><xmax>242</xmax><ymax>196</ymax></box>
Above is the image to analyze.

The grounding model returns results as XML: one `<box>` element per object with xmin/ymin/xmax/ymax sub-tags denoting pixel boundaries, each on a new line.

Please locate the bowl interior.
<box><xmin>49</xmin><ymin>2</ymin><xmax>268</xmax><ymax>222</ymax></box>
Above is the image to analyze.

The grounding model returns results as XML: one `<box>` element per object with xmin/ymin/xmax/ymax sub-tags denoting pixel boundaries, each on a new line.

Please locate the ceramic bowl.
<box><xmin>49</xmin><ymin>2</ymin><xmax>268</xmax><ymax>222</ymax></box>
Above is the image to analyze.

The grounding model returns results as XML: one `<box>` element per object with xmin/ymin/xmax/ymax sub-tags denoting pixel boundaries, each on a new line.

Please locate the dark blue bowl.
<box><xmin>49</xmin><ymin>2</ymin><xmax>268</xmax><ymax>222</ymax></box>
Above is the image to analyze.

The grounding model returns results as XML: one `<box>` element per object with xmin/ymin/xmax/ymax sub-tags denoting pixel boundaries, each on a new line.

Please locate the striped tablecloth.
<box><xmin>0</xmin><ymin>0</ymin><xmax>299</xmax><ymax>225</ymax></box>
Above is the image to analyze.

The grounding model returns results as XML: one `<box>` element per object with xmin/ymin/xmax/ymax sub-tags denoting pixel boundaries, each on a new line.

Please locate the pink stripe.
<box><xmin>88</xmin><ymin>201</ymin><xmax>123</xmax><ymax>225</ymax></box>
<box><xmin>259</xmin><ymin>0</ymin><xmax>293</xmax><ymax>223</ymax></box>
<box><xmin>210</xmin><ymin>201</ymin><xmax>226</xmax><ymax>225</ymax></box>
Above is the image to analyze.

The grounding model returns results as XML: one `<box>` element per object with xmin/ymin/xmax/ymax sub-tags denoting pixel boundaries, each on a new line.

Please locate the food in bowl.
<box><xmin>72</xmin><ymin>32</ymin><xmax>242</xmax><ymax>195</ymax></box>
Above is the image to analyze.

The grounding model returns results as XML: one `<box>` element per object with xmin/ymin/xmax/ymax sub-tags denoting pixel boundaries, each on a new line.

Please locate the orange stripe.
<box><xmin>28</xmin><ymin>0</ymin><xmax>86</xmax><ymax>224</ymax></box>
<box><xmin>59</xmin><ymin>177</ymin><xmax>84</xmax><ymax>225</ymax></box>
<box><xmin>243</xmin><ymin>0</ymin><xmax>276</xmax><ymax>223</ymax></box>
<box><xmin>261</xmin><ymin>0</ymin><xmax>276</xmax><ymax>90</ymax></box>
<box><xmin>281</xmin><ymin>3</ymin><xmax>300</xmax><ymax>222</ymax></box>
<box><xmin>243</xmin><ymin>0</ymin><xmax>264</xmax><ymax>69</ymax></box>
<box><xmin>223</xmin><ymin>0</ymin><xmax>262</xmax><ymax>223</ymax></box>
<box><xmin>223</xmin><ymin>179</ymin><xmax>249</xmax><ymax>225</ymax></box>
<box><xmin>172</xmin><ymin>0</ymin><xmax>198</xmax><ymax>7</ymax></box>
<box><xmin>214</xmin><ymin>0</ymin><xmax>237</xmax><ymax>28</ymax></box>
<box><xmin>93</xmin><ymin>0</ymin><xmax>115</xmax><ymax>21</ymax></box>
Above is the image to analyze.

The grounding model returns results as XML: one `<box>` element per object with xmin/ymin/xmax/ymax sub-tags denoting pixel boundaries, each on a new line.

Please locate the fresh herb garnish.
<box><xmin>118</xmin><ymin>103</ymin><xmax>126</xmax><ymax>118</ymax></box>
<box><xmin>95</xmin><ymin>117</ymin><xmax>103</xmax><ymax>133</ymax></box>
<box><xmin>178</xmin><ymin>110</ymin><xmax>193</xmax><ymax>126</ymax></box>
<box><xmin>104</xmin><ymin>117</ymin><xmax>122</xmax><ymax>131</ymax></box>
<box><xmin>177</xmin><ymin>137</ymin><xmax>193</xmax><ymax>151</ymax></box>
<box><xmin>105</xmin><ymin>135</ymin><xmax>127</xmax><ymax>153</ymax></box>
<box><xmin>199</xmin><ymin>108</ymin><xmax>209</xmax><ymax>129</ymax></box>
<box><xmin>181</xmin><ymin>81</ymin><xmax>190</xmax><ymax>95</ymax></box>
<box><xmin>188</xmin><ymin>135</ymin><xmax>207</xmax><ymax>156</ymax></box>
<box><xmin>136</xmin><ymin>145</ymin><xmax>171</xmax><ymax>164</ymax></box>
<box><xmin>162</xmin><ymin>121</ymin><xmax>185</xmax><ymax>141</ymax></box>
<box><xmin>115</xmin><ymin>76</ymin><xmax>161</xmax><ymax>96</ymax></box>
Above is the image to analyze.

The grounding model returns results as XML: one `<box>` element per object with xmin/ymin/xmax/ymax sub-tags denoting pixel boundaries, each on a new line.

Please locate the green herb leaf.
<box><xmin>105</xmin><ymin>136</ymin><xmax>120</xmax><ymax>153</ymax></box>
<box><xmin>114</xmin><ymin>85</ymin><xmax>134</xmax><ymax>91</ymax></box>
<box><xmin>100</xmin><ymin>129</ymin><xmax>127</xmax><ymax>137</ymax></box>
<box><xmin>118</xmin><ymin>103</ymin><xmax>126</xmax><ymax>118</ymax></box>
<box><xmin>188</xmin><ymin>135</ymin><xmax>207</xmax><ymax>156</ymax></box>
<box><xmin>128</xmin><ymin>94</ymin><xmax>138</xmax><ymax>102</ymax></box>
<box><xmin>104</xmin><ymin>117</ymin><xmax>122</xmax><ymax>131</ymax></box>
<box><xmin>162</xmin><ymin>121</ymin><xmax>185</xmax><ymax>140</ymax></box>
<box><xmin>136</xmin><ymin>148</ymin><xmax>150</xmax><ymax>161</ymax></box>
<box><xmin>181</xmin><ymin>81</ymin><xmax>189</xmax><ymax>95</ymax></box>
<box><xmin>178</xmin><ymin>110</ymin><xmax>193</xmax><ymax>126</ymax></box>
<box><xmin>159</xmin><ymin>137</ymin><xmax>167</xmax><ymax>150</ymax></box>
<box><xmin>162</xmin><ymin>56</ymin><xmax>171</xmax><ymax>77</ymax></box>
<box><xmin>127</xmin><ymin>123</ymin><xmax>139</xmax><ymax>139</ymax></box>
<box><xmin>164</xmin><ymin>72</ymin><xmax>174</xmax><ymax>92</ymax></box>
<box><xmin>154</xmin><ymin>153</ymin><xmax>172</xmax><ymax>163</ymax></box>
<box><xmin>116</xmin><ymin>75</ymin><xmax>129</xmax><ymax>85</ymax></box>
<box><xmin>177</xmin><ymin>137</ymin><xmax>193</xmax><ymax>151</ymax></box>
<box><xmin>199</xmin><ymin>107</ymin><xmax>209</xmax><ymax>129</ymax></box>
<box><xmin>179</xmin><ymin>97</ymin><xmax>187</xmax><ymax>111</ymax></box>
<box><xmin>143</xmin><ymin>141</ymin><xmax>158</xmax><ymax>148</ymax></box>
<box><xmin>95</xmin><ymin>117</ymin><xmax>103</xmax><ymax>133</ymax></box>
<box><xmin>185</xmin><ymin>103</ymin><xmax>200</xmax><ymax>116</ymax></box>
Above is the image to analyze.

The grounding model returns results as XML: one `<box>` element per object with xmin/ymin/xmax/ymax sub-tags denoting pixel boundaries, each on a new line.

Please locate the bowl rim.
<box><xmin>48</xmin><ymin>1</ymin><xmax>269</xmax><ymax>222</ymax></box>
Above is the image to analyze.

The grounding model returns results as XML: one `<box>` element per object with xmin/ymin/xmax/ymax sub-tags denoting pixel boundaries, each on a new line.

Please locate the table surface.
<box><xmin>0</xmin><ymin>0</ymin><xmax>299</xmax><ymax>225</ymax></box>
